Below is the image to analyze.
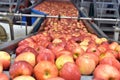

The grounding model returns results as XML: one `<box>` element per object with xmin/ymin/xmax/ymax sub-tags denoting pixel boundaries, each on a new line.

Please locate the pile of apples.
<box><xmin>34</xmin><ymin>1</ymin><xmax>78</xmax><ymax>17</ymax></box>
<box><xmin>1</xmin><ymin>18</ymin><xmax>120</xmax><ymax>80</ymax></box>
<box><xmin>0</xmin><ymin>1</ymin><xmax>120</xmax><ymax>80</ymax></box>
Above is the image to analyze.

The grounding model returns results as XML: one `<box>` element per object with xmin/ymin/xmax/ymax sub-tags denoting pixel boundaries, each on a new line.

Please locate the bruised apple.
<box><xmin>59</xmin><ymin>62</ymin><xmax>81</xmax><ymax>80</ymax></box>
<box><xmin>9</xmin><ymin>61</ymin><xmax>33</xmax><ymax>79</ymax></box>
<box><xmin>0</xmin><ymin>73</ymin><xmax>9</xmax><ymax>80</ymax></box>
<box><xmin>55</xmin><ymin>54</ymin><xmax>74</xmax><ymax>70</ymax></box>
<box><xmin>93</xmin><ymin>64</ymin><xmax>120</xmax><ymax>80</ymax></box>
<box><xmin>13</xmin><ymin>75</ymin><xmax>35</xmax><ymax>80</ymax></box>
<box><xmin>0</xmin><ymin>51</ymin><xmax>11</xmax><ymax>69</ymax></box>
<box><xmin>34</xmin><ymin>61</ymin><xmax>58</xmax><ymax>80</ymax></box>
<box><xmin>15</xmin><ymin>52</ymin><xmax>36</xmax><ymax>67</ymax></box>
<box><xmin>76</xmin><ymin>54</ymin><xmax>96</xmax><ymax>75</ymax></box>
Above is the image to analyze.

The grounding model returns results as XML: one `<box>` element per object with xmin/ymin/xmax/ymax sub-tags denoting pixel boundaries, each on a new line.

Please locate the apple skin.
<box><xmin>86</xmin><ymin>44</ymin><xmax>101</xmax><ymax>56</ymax></box>
<box><xmin>84</xmin><ymin>53</ymin><xmax>99</xmax><ymax>65</ymax></box>
<box><xmin>9</xmin><ymin>61</ymin><xmax>33</xmax><ymax>79</ymax></box>
<box><xmin>55</xmin><ymin>54</ymin><xmax>74</xmax><ymax>70</ymax></box>
<box><xmin>0</xmin><ymin>63</ymin><xmax>3</xmax><ymax>73</ymax></box>
<box><xmin>76</xmin><ymin>54</ymin><xmax>96</xmax><ymax>75</ymax></box>
<box><xmin>109</xmin><ymin>42</ymin><xmax>119</xmax><ymax>50</ymax></box>
<box><xmin>15</xmin><ymin>52</ymin><xmax>36</xmax><ymax>67</ymax></box>
<box><xmin>55</xmin><ymin>50</ymin><xmax>72</xmax><ymax>58</ymax></box>
<box><xmin>20</xmin><ymin>47</ymin><xmax>38</xmax><ymax>57</ymax></box>
<box><xmin>72</xmin><ymin>45</ymin><xmax>85</xmax><ymax>60</ymax></box>
<box><xmin>93</xmin><ymin>64</ymin><xmax>120</xmax><ymax>80</ymax></box>
<box><xmin>97</xmin><ymin>42</ymin><xmax>109</xmax><ymax>54</ymax></box>
<box><xmin>0</xmin><ymin>51</ymin><xmax>11</xmax><ymax>70</ymax></box>
<box><xmin>36</xmin><ymin>48</ymin><xmax>55</xmax><ymax>64</ymax></box>
<box><xmin>13</xmin><ymin>75</ymin><xmax>35</xmax><ymax>80</ymax></box>
<box><xmin>99</xmin><ymin>51</ymin><xmax>115</xmax><ymax>61</ymax></box>
<box><xmin>0</xmin><ymin>73</ymin><xmax>9</xmax><ymax>80</ymax></box>
<box><xmin>99</xmin><ymin>57</ymin><xmax>120</xmax><ymax>72</ymax></box>
<box><xmin>59</xmin><ymin>62</ymin><xmax>81</xmax><ymax>80</ymax></box>
<box><xmin>34</xmin><ymin>61</ymin><xmax>58</xmax><ymax>80</ymax></box>
<box><xmin>45</xmin><ymin>77</ymin><xmax>65</xmax><ymax>80</ymax></box>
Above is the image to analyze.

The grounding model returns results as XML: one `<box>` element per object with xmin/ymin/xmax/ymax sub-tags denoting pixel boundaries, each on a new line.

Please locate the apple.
<box><xmin>99</xmin><ymin>57</ymin><xmax>120</xmax><ymax>71</ymax></box>
<box><xmin>36</xmin><ymin>48</ymin><xmax>55</xmax><ymax>63</ymax></box>
<box><xmin>59</xmin><ymin>62</ymin><xmax>81</xmax><ymax>80</ymax></box>
<box><xmin>15</xmin><ymin>52</ymin><xmax>36</xmax><ymax>67</ymax></box>
<box><xmin>0</xmin><ymin>73</ymin><xmax>9</xmax><ymax>80</ymax></box>
<box><xmin>55</xmin><ymin>50</ymin><xmax>72</xmax><ymax>58</ymax></box>
<box><xmin>76</xmin><ymin>54</ymin><xmax>96</xmax><ymax>75</ymax></box>
<box><xmin>86</xmin><ymin>44</ymin><xmax>101</xmax><ymax>56</ymax></box>
<box><xmin>106</xmin><ymin>49</ymin><xmax>119</xmax><ymax>59</ymax></box>
<box><xmin>97</xmin><ymin>42</ymin><xmax>110</xmax><ymax>54</ymax></box>
<box><xmin>99</xmin><ymin>50</ymin><xmax>115</xmax><ymax>61</ymax></box>
<box><xmin>84</xmin><ymin>53</ymin><xmax>99</xmax><ymax>65</ymax></box>
<box><xmin>21</xmin><ymin>47</ymin><xmax>38</xmax><ymax>56</ymax></box>
<box><xmin>109</xmin><ymin>42</ymin><xmax>119</xmax><ymax>50</ymax></box>
<box><xmin>115</xmin><ymin>45</ymin><xmax>120</xmax><ymax>52</ymax></box>
<box><xmin>45</xmin><ymin>77</ymin><xmax>65</xmax><ymax>80</ymax></box>
<box><xmin>15</xmin><ymin>45</ymin><xmax>30</xmax><ymax>56</ymax></box>
<box><xmin>0</xmin><ymin>63</ymin><xmax>3</xmax><ymax>73</ymax></box>
<box><xmin>13</xmin><ymin>75</ymin><xmax>35</xmax><ymax>80</ymax></box>
<box><xmin>34</xmin><ymin>61</ymin><xmax>58</xmax><ymax>80</ymax></box>
<box><xmin>72</xmin><ymin>45</ymin><xmax>85</xmax><ymax>59</ymax></box>
<box><xmin>9</xmin><ymin>61</ymin><xmax>33</xmax><ymax>79</ymax></box>
<box><xmin>48</xmin><ymin>41</ymin><xmax>65</xmax><ymax>56</ymax></box>
<box><xmin>0</xmin><ymin>51</ymin><xmax>11</xmax><ymax>70</ymax></box>
<box><xmin>55</xmin><ymin>54</ymin><xmax>74</xmax><ymax>70</ymax></box>
<box><xmin>18</xmin><ymin>38</ymin><xmax>37</xmax><ymax>48</ymax></box>
<box><xmin>93</xmin><ymin>64</ymin><xmax>120</xmax><ymax>80</ymax></box>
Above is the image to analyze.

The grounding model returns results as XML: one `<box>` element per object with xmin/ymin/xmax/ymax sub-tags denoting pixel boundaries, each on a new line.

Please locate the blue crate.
<box><xmin>22</xmin><ymin>9</ymin><xmax>47</xmax><ymax>25</ymax></box>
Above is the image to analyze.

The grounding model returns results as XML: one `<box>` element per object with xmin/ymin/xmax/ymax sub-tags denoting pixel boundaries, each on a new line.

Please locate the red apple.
<box><xmin>13</xmin><ymin>75</ymin><xmax>35</xmax><ymax>80</ymax></box>
<box><xmin>106</xmin><ymin>49</ymin><xmax>119</xmax><ymax>59</ymax></box>
<box><xmin>0</xmin><ymin>51</ymin><xmax>11</xmax><ymax>70</ymax></box>
<box><xmin>99</xmin><ymin>50</ymin><xmax>115</xmax><ymax>61</ymax></box>
<box><xmin>55</xmin><ymin>50</ymin><xmax>72</xmax><ymax>58</ymax></box>
<box><xmin>115</xmin><ymin>45</ymin><xmax>120</xmax><ymax>52</ymax></box>
<box><xmin>109</xmin><ymin>42</ymin><xmax>119</xmax><ymax>50</ymax></box>
<box><xmin>99</xmin><ymin>57</ymin><xmax>120</xmax><ymax>72</ymax></box>
<box><xmin>84</xmin><ymin>53</ymin><xmax>99</xmax><ymax>65</ymax></box>
<box><xmin>21</xmin><ymin>47</ymin><xmax>38</xmax><ymax>56</ymax></box>
<box><xmin>93</xmin><ymin>64</ymin><xmax>120</xmax><ymax>80</ymax></box>
<box><xmin>18</xmin><ymin>38</ymin><xmax>37</xmax><ymax>48</ymax></box>
<box><xmin>55</xmin><ymin>54</ymin><xmax>74</xmax><ymax>70</ymax></box>
<box><xmin>86</xmin><ymin>44</ymin><xmax>101</xmax><ymax>56</ymax></box>
<box><xmin>15</xmin><ymin>45</ymin><xmax>30</xmax><ymax>56</ymax></box>
<box><xmin>9</xmin><ymin>61</ymin><xmax>33</xmax><ymax>79</ymax></box>
<box><xmin>72</xmin><ymin>45</ymin><xmax>85</xmax><ymax>59</ymax></box>
<box><xmin>46</xmin><ymin>77</ymin><xmax>65</xmax><ymax>80</ymax></box>
<box><xmin>36</xmin><ymin>48</ymin><xmax>55</xmax><ymax>63</ymax></box>
<box><xmin>76</xmin><ymin>54</ymin><xmax>96</xmax><ymax>75</ymax></box>
<box><xmin>97</xmin><ymin>42</ymin><xmax>109</xmax><ymax>54</ymax></box>
<box><xmin>34</xmin><ymin>61</ymin><xmax>58</xmax><ymax>80</ymax></box>
<box><xmin>48</xmin><ymin>42</ymin><xmax>65</xmax><ymax>56</ymax></box>
<box><xmin>0</xmin><ymin>73</ymin><xmax>9</xmax><ymax>80</ymax></box>
<box><xmin>15</xmin><ymin>52</ymin><xmax>36</xmax><ymax>67</ymax></box>
<box><xmin>59</xmin><ymin>62</ymin><xmax>81</xmax><ymax>80</ymax></box>
<box><xmin>0</xmin><ymin>63</ymin><xmax>3</xmax><ymax>73</ymax></box>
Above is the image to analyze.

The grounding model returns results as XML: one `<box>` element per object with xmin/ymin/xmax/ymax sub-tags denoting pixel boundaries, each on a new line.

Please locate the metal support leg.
<box><xmin>113</xmin><ymin>26</ymin><xmax>120</xmax><ymax>41</ymax></box>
